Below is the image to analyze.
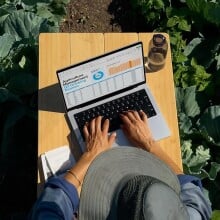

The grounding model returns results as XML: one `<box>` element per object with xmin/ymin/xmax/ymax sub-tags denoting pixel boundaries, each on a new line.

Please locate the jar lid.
<box><xmin>153</xmin><ymin>34</ymin><xmax>166</xmax><ymax>47</ymax></box>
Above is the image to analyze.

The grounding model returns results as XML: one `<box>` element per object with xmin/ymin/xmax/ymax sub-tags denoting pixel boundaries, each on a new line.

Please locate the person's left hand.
<box><xmin>65</xmin><ymin>117</ymin><xmax>116</xmax><ymax>193</ymax></box>
<box><xmin>83</xmin><ymin>116</ymin><xmax>116</xmax><ymax>157</ymax></box>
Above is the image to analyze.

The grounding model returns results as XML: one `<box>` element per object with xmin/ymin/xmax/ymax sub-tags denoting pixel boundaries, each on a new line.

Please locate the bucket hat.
<box><xmin>79</xmin><ymin>147</ymin><xmax>189</xmax><ymax>219</ymax></box>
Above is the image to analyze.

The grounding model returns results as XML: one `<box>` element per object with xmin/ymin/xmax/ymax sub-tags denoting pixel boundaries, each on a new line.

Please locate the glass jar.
<box><xmin>146</xmin><ymin>34</ymin><xmax>168</xmax><ymax>72</ymax></box>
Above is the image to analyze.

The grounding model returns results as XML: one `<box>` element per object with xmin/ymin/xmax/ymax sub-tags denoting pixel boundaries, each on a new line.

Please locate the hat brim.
<box><xmin>79</xmin><ymin>147</ymin><xmax>180</xmax><ymax>220</ymax></box>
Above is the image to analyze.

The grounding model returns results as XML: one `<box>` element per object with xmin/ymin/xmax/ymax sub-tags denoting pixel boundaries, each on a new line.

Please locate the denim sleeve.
<box><xmin>177</xmin><ymin>174</ymin><xmax>212</xmax><ymax>220</ymax></box>
<box><xmin>29</xmin><ymin>176</ymin><xmax>79</xmax><ymax>220</ymax></box>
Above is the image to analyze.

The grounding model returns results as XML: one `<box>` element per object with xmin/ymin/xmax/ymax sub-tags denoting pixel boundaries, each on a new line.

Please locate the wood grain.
<box><xmin>38</xmin><ymin>33</ymin><xmax>71</xmax><ymax>155</ymax></box>
<box><xmin>139</xmin><ymin>33</ymin><xmax>182</xmax><ymax>169</ymax></box>
<box><xmin>70</xmin><ymin>33</ymin><xmax>104</xmax><ymax>63</ymax></box>
<box><xmin>38</xmin><ymin>33</ymin><xmax>182</xmax><ymax>187</ymax></box>
<box><xmin>104</xmin><ymin>33</ymin><xmax>139</xmax><ymax>52</ymax></box>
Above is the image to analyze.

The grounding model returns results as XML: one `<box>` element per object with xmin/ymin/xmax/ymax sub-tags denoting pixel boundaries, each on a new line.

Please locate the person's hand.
<box><xmin>83</xmin><ymin>116</ymin><xmax>116</xmax><ymax>158</ymax></box>
<box><xmin>65</xmin><ymin>116</ymin><xmax>116</xmax><ymax>194</ymax></box>
<box><xmin>120</xmin><ymin>110</ymin><xmax>155</xmax><ymax>151</ymax></box>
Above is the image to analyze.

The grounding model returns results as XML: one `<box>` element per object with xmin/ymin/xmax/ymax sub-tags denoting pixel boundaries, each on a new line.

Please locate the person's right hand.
<box><xmin>120</xmin><ymin>110</ymin><xmax>155</xmax><ymax>151</ymax></box>
<box><xmin>83</xmin><ymin>116</ymin><xmax>116</xmax><ymax>158</ymax></box>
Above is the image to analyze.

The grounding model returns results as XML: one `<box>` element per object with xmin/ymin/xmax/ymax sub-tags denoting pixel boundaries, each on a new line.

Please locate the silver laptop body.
<box><xmin>57</xmin><ymin>42</ymin><xmax>170</xmax><ymax>151</ymax></box>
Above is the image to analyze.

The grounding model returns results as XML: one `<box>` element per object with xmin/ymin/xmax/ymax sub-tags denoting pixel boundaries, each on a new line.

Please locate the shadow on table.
<box><xmin>38</xmin><ymin>85</ymin><xmax>83</xmax><ymax>194</ymax></box>
<box><xmin>38</xmin><ymin>82</ymin><xmax>83</xmax><ymax>158</ymax></box>
<box><xmin>38</xmin><ymin>83</ymin><xmax>66</xmax><ymax>113</ymax></box>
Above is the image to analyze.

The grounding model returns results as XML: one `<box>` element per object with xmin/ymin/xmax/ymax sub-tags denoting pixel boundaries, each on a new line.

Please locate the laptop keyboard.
<box><xmin>74</xmin><ymin>89</ymin><xmax>156</xmax><ymax>139</ymax></box>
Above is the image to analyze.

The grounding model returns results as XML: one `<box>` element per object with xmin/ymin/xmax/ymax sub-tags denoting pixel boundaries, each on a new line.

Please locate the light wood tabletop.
<box><xmin>38</xmin><ymin>33</ymin><xmax>182</xmax><ymax>185</ymax></box>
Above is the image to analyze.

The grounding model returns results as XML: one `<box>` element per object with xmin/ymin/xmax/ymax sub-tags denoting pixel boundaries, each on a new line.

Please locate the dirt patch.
<box><xmin>60</xmin><ymin>0</ymin><xmax>148</xmax><ymax>32</ymax></box>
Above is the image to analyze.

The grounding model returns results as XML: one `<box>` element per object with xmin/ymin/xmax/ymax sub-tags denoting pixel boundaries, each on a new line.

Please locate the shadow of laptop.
<box><xmin>38</xmin><ymin>83</ymin><xmax>66</xmax><ymax>113</ymax></box>
<box><xmin>38</xmin><ymin>84</ymin><xmax>83</xmax><ymax>191</ymax></box>
<box><xmin>38</xmin><ymin>83</ymin><xmax>82</xmax><ymax>155</ymax></box>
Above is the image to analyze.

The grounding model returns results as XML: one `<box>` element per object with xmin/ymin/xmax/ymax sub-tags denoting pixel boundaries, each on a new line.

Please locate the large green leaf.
<box><xmin>36</xmin><ymin>2</ymin><xmax>61</xmax><ymax>25</ymax></box>
<box><xmin>184</xmin><ymin>37</ymin><xmax>202</xmax><ymax>57</ymax></box>
<box><xmin>204</xmin><ymin>2</ymin><xmax>220</xmax><ymax>26</ymax></box>
<box><xmin>199</xmin><ymin>162</ymin><xmax>220</xmax><ymax>180</ymax></box>
<box><xmin>1</xmin><ymin>10</ymin><xmax>52</xmax><ymax>41</ymax></box>
<box><xmin>197</xmin><ymin>105</ymin><xmax>220</xmax><ymax>146</ymax></box>
<box><xmin>184</xmin><ymin>36</ymin><xmax>220</xmax><ymax>70</ymax></box>
<box><xmin>175</xmin><ymin>86</ymin><xmax>200</xmax><ymax>117</ymax></box>
<box><xmin>174</xmin><ymin>58</ymin><xmax>213</xmax><ymax>93</ymax></box>
<box><xmin>0</xmin><ymin>0</ymin><xmax>17</xmax><ymax>15</ymax></box>
<box><xmin>181</xmin><ymin>140</ymin><xmax>220</xmax><ymax>180</ymax></box>
<box><xmin>20</xmin><ymin>0</ymin><xmax>70</xmax><ymax>24</ymax></box>
<box><xmin>183</xmin><ymin>142</ymin><xmax>210</xmax><ymax>168</ymax></box>
<box><xmin>216</xmin><ymin>54</ymin><xmax>220</xmax><ymax>71</ymax></box>
<box><xmin>0</xmin><ymin>8</ymin><xmax>9</xmax><ymax>25</ymax></box>
<box><xmin>0</xmin><ymin>33</ymin><xmax>15</xmax><ymax>59</ymax></box>
<box><xmin>208</xmin><ymin>162</ymin><xmax>220</xmax><ymax>180</ymax></box>
<box><xmin>186</xmin><ymin>0</ymin><xmax>220</xmax><ymax>26</ymax></box>
<box><xmin>178</xmin><ymin>112</ymin><xmax>193</xmax><ymax>134</ymax></box>
<box><xmin>181</xmin><ymin>140</ymin><xmax>211</xmax><ymax>176</ymax></box>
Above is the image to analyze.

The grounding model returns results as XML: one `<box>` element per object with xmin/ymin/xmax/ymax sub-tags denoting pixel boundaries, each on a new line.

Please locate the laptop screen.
<box><xmin>57</xmin><ymin>42</ymin><xmax>145</xmax><ymax>110</ymax></box>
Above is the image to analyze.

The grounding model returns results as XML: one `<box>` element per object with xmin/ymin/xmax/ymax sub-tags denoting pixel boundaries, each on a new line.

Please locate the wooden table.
<box><xmin>38</xmin><ymin>33</ymin><xmax>182</xmax><ymax>186</ymax></box>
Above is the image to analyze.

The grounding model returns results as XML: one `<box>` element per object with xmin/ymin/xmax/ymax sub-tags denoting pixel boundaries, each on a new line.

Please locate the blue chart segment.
<box><xmin>93</xmin><ymin>71</ymin><xmax>104</xmax><ymax>81</ymax></box>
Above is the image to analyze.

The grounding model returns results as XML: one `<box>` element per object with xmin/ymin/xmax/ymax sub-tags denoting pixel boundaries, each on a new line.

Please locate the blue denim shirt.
<box><xmin>29</xmin><ymin>174</ymin><xmax>212</xmax><ymax>220</ymax></box>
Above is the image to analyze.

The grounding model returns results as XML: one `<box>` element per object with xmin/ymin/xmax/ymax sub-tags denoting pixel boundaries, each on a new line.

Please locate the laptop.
<box><xmin>57</xmin><ymin>42</ymin><xmax>170</xmax><ymax>151</ymax></box>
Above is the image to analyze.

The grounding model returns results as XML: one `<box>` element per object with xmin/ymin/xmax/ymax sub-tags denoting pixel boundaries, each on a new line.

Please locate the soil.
<box><xmin>60</xmin><ymin>0</ymin><xmax>148</xmax><ymax>33</ymax></box>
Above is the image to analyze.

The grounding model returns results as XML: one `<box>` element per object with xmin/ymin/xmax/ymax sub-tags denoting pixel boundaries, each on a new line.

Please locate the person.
<box><xmin>29</xmin><ymin>110</ymin><xmax>212</xmax><ymax>220</ymax></box>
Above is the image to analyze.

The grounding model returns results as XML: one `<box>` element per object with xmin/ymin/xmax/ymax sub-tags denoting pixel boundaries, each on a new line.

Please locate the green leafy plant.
<box><xmin>197</xmin><ymin>105</ymin><xmax>220</xmax><ymax>146</ymax></box>
<box><xmin>130</xmin><ymin>0</ymin><xmax>169</xmax><ymax>28</ymax></box>
<box><xmin>174</xmin><ymin>58</ymin><xmax>213</xmax><ymax>93</ymax></box>
<box><xmin>176</xmin><ymin>86</ymin><xmax>220</xmax><ymax>210</ymax></box>
<box><xmin>186</xmin><ymin>0</ymin><xmax>220</xmax><ymax>26</ymax></box>
<box><xmin>130</xmin><ymin>0</ymin><xmax>220</xmax><ymax>212</ymax></box>
<box><xmin>1</xmin><ymin>0</ymin><xmax>220</xmax><ymax>215</ymax></box>
<box><xmin>0</xmin><ymin>0</ymin><xmax>70</xmax><ymax>218</ymax></box>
